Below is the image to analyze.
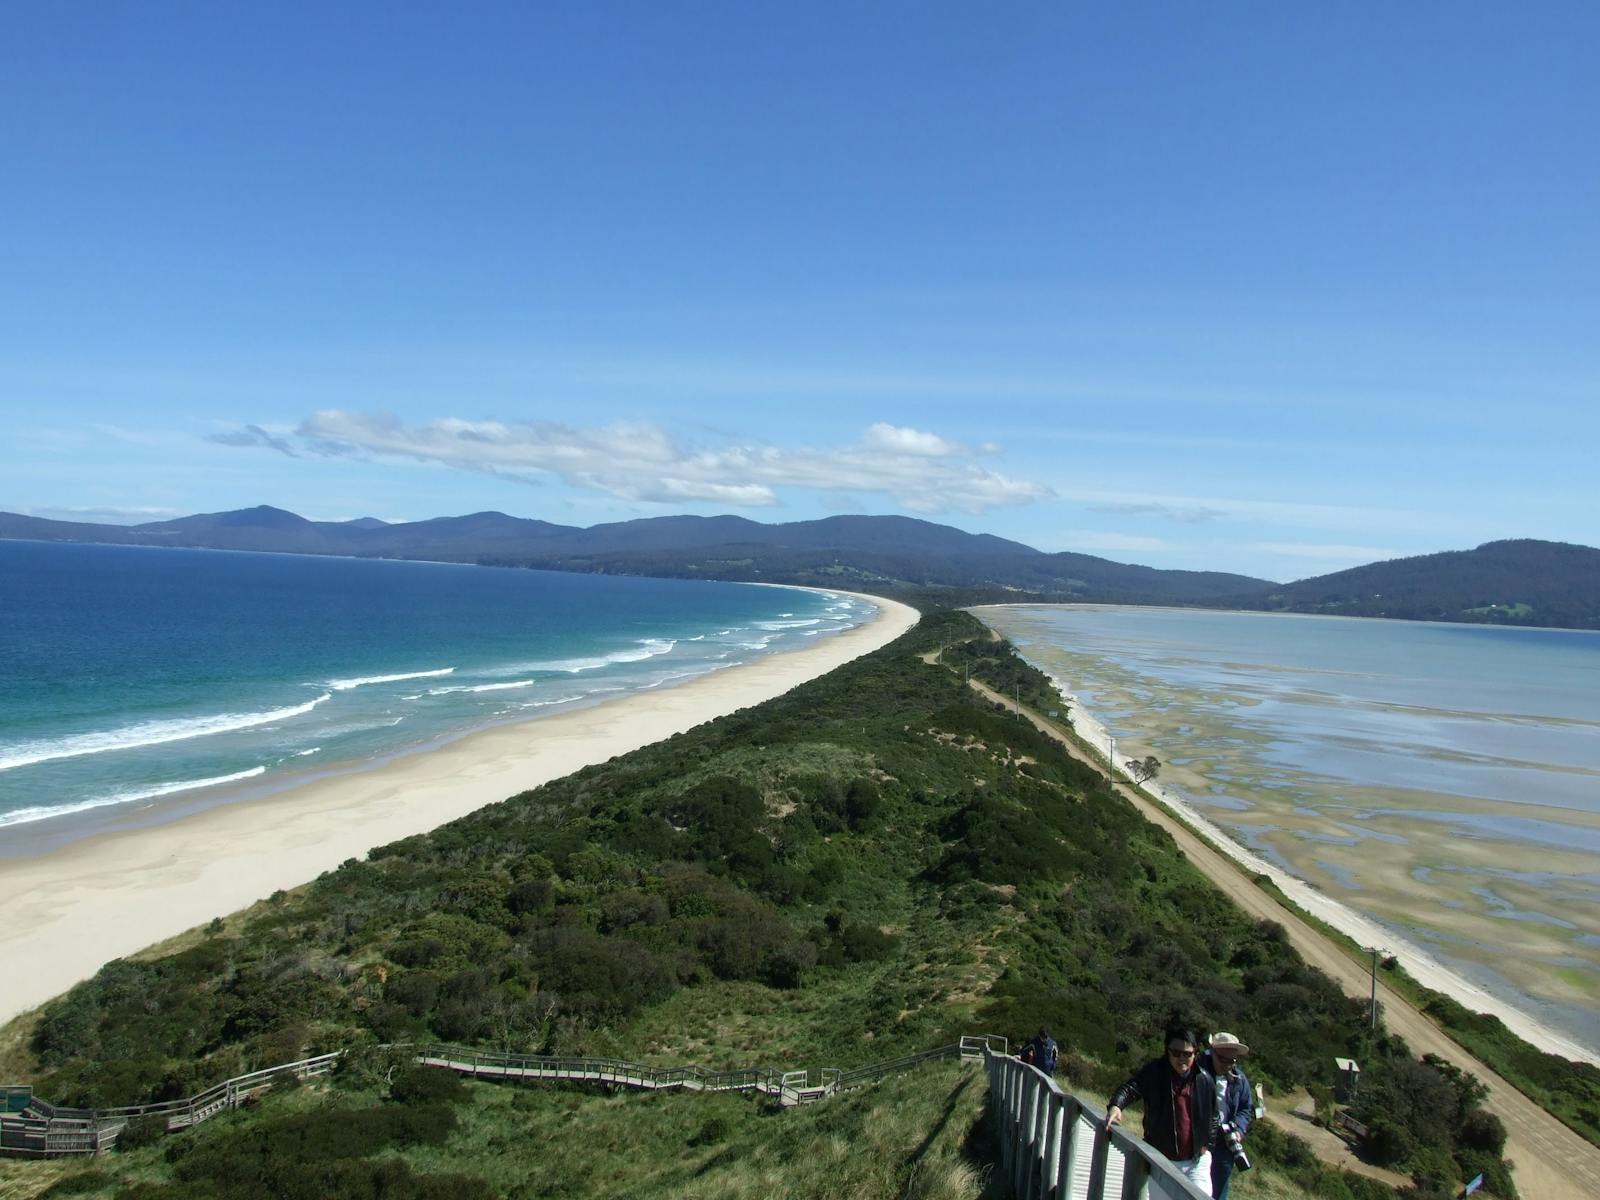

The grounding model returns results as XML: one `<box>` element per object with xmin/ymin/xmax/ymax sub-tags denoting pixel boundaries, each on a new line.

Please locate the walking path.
<box><xmin>953</xmin><ymin>661</ymin><xmax>1600</xmax><ymax>1200</ymax></box>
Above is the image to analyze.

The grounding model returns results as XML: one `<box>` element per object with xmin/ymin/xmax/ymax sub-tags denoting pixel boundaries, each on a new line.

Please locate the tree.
<box><xmin>1126</xmin><ymin>756</ymin><xmax>1161</xmax><ymax>784</ymax></box>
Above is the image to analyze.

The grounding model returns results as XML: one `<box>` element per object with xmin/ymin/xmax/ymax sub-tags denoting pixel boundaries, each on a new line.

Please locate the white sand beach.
<box><xmin>0</xmin><ymin>591</ymin><xmax>919</xmax><ymax>1026</ymax></box>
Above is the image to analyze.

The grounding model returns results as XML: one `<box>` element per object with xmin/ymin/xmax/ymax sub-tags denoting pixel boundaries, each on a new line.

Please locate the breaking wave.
<box><xmin>0</xmin><ymin>695</ymin><xmax>334</xmax><ymax>773</ymax></box>
<box><xmin>0</xmin><ymin>766</ymin><xmax>269</xmax><ymax>829</ymax></box>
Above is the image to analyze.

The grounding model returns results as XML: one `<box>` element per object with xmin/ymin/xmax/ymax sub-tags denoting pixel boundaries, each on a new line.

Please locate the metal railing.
<box><xmin>0</xmin><ymin>1054</ymin><xmax>341</xmax><ymax>1157</ymax></box>
<box><xmin>985</xmin><ymin>1050</ymin><xmax>1208</xmax><ymax>1200</ymax></box>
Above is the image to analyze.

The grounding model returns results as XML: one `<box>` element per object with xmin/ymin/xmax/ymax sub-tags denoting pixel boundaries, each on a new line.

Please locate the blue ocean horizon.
<box><xmin>0</xmin><ymin>541</ymin><xmax>870</xmax><ymax>846</ymax></box>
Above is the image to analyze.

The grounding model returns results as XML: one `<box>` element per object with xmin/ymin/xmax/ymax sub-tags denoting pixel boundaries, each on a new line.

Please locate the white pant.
<box><xmin>1175</xmin><ymin>1149</ymin><xmax>1213</xmax><ymax>1197</ymax></box>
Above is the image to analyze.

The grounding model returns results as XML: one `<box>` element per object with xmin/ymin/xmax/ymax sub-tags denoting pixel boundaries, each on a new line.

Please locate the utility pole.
<box><xmin>1108</xmin><ymin>734</ymin><xmax>1116</xmax><ymax>779</ymax></box>
<box><xmin>1364</xmin><ymin>946</ymin><xmax>1384</xmax><ymax>1032</ymax></box>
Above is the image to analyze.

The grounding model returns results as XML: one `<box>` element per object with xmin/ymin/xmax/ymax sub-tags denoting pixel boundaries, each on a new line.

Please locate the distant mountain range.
<box><xmin>4</xmin><ymin>507</ymin><xmax>1598</xmax><ymax>629</ymax></box>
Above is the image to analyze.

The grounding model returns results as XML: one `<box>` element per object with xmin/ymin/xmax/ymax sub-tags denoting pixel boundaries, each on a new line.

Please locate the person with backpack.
<box><xmin>1019</xmin><ymin>1026</ymin><xmax>1058</xmax><ymax>1076</ymax></box>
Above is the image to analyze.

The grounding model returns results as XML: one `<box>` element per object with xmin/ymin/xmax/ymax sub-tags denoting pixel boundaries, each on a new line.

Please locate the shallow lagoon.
<box><xmin>978</xmin><ymin>604</ymin><xmax>1600</xmax><ymax>1050</ymax></box>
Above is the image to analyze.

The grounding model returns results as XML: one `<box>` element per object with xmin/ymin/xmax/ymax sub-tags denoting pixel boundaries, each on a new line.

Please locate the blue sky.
<box><xmin>3</xmin><ymin>2</ymin><xmax>1596</xmax><ymax>583</ymax></box>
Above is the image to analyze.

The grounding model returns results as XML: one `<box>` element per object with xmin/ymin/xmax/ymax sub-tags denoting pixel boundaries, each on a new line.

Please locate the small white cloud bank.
<box><xmin>1252</xmin><ymin>542</ymin><xmax>1406</xmax><ymax>562</ymax></box>
<box><xmin>210</xmin><ymin>410</ymin><xmax>1050</xmax><ymax>515</ymax></box>
<box><xmin>1063</xmin><ymin>531</ymin><xmax>1171</xmax><ymax>554</ymax></box>
<box><xmin>24</xmin><ymin>504</ymin><xmax>184</xmax><ymax>525</ymax></box>
<box><xmin>1088</xmin><ymin>501</ymin><xmax>1227</xmax><ymax>525</ymax></box>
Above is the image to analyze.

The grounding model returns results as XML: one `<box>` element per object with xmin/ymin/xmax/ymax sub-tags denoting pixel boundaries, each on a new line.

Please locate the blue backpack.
<box><xmin>1031</xmin><ymin>1035</ymin><xmax>1058</xmax><ymax>1075</ymax></box>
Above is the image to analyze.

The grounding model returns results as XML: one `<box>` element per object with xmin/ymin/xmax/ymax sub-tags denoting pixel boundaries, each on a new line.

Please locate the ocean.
<box><xmin>978</xmin><ymin>604</ymin><xmax>1600</xmax><ymax>1051</ymax></box>
<box><xmin>0</xmin><ymin>541</ymin><xmax>870</xmax><ymax>850</ymax></box>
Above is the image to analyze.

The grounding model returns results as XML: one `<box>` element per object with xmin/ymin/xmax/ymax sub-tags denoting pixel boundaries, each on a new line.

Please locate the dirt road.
<box><xmin>961</xmin><ymin>670</ymin><xmax>1600</xmax><ymax>1199</ymax></box>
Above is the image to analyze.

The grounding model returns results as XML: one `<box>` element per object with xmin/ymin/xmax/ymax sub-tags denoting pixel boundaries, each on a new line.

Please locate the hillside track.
<box><xmin>956</xmin><ymin>666</ymin><xmax>1600</xmax><ymax>1200</ymax></box>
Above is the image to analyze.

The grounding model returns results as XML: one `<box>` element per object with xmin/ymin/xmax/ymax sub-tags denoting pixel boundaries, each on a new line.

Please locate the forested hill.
<box><xmin>1227</xmin><ymin>539</ymin><xmax>1600</xmax><ymax>629</ymax></box>
<box><xmin>0</xmin><ymin>506</ymin><xmax>1269</xmax><ymax>604</ymax></box>
<box><xmin>8</xmin><ymin>508</ymin><xmax>1598</xmax><ymax>628</ymax></box>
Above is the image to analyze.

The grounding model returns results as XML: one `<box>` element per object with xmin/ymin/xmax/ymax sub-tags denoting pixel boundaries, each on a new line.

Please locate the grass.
<box><xmin>407</xmin><ymin>1060</ymin><xmax>994</xmax><ymax>1199</ymax></box>
<box><xmin>0</xmin><ymin>1064</ymin><xmax>996</xmax><ymax>1200</ymax></box>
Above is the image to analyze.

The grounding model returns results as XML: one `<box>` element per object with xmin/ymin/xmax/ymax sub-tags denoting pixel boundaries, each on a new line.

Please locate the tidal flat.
<box><xmin>978</xmin><ymin>604</ymin><xmax>1600</xmax><ymax>1050</ymax></box>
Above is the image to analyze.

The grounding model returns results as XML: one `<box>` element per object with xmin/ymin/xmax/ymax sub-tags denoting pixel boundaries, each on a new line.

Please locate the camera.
<box><xmin>1221</xmin><ymin>1123</ymin><xmax>1251</xmax><ymax>1171</ymax></box>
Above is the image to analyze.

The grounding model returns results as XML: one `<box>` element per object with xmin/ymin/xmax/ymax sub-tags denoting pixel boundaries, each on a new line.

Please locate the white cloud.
<box><xmin>1087</xmin><ymin>501</ymin><xmax>1227</xmax><ymax>524</ymax></box>
<box><xmin>206</xmin><ymin>424</ymin><xmax>300</xmax><ymax>457</ymax></box>
<box><xmin>1062</xmin><ymin>532</ymin><xmax>1171</xmax><ymax>554</ymax></box>
<box><xmin>1054</xmin><ymin>485</ymin><xmax>1462</xmax><ymax>538</ymax></box>
<box><xmin>24</xmin><ymin>504</ymin><xmax>183</xmax><ymax>525</ymax></box>
<box><xmin>1252</xmin><ymin>542</ymin><xmax>1406</xmax><ymax>562</ymax></box>
<box><xmin>251</xmin><ymin>411</ymin><xmax>1050</xmax><ymax>514</ymax></box>
<box><xmin>862</xmin><ymin>423</ymin><xmax>967</xmax><ymax>457</ymax></box>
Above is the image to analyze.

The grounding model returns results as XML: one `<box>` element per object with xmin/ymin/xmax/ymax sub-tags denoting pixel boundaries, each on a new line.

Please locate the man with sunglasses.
<box><xmin>1105</xmin><ymin>1025</ymin><xmax>1220</xmax><ymax>1196</ymax></box>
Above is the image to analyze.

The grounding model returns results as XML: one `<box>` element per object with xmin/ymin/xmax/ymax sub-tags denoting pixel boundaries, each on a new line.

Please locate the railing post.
<box><xmin>1085</xmin><ymin>1119</ymin><xmax>1112</xmax><ymax>1200</ymax></box>
<box><xmin>1058</xmin><ymin>1097</ymin><xmax>1090</xmax><ymax>1196</ymax></box>
<box><xmin>1039</xmin><ymin>1088</ymin><xmax>1063</xmax><ymax>1200</ymax></box>
<box><xmin>1030</xmin><ymin>1074</ymin><xmax>1050</xmax><ymax>1200</ymax></box>
<box><xmin>1118</xmin><ymin>1150</ymin><xmax>1150</xmax><ymax>1200</ymax></box>
<box><xmin>1012</xmin><ymin>1070</ymin><xmax>1035</xmax><ymax>1197</ymax></box>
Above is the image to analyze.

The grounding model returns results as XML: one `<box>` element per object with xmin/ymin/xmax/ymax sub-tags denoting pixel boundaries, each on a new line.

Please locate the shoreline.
<box><xmin>970</xmin><ymin>604</ymin><xmax>1598</xmax><ymax>1066</ymax></box>
<box><xmin>0</xmin><ymin>589</ymin><xmax>919</xmax><ymax>1026</ymax></box>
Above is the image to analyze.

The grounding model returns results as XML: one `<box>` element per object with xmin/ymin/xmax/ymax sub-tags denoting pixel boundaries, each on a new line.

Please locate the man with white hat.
<box><xmin>1203</xmin><ymin>1032</ymin><xmax>1254</xmax><ymax>1200</ymax></box>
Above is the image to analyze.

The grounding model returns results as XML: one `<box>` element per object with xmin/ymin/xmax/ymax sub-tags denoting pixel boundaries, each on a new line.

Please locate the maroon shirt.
<box><xmin>1171</xmin><ymin>1071</ymin><xmax>1195</xmax><ymax>1158</ymax></box>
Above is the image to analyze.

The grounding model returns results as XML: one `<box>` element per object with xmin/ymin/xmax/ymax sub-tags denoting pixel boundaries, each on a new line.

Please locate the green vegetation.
<box><xmin>1388</xmin><ymin>966</ymin><xmax>1600</xmax><ymax>1147</ymax></box>
<box><xmin>1239</xmin><ymin>538</ymin><xmax>1600</xmax><ymax>629</ymax></box>
<box><xmin>23</xmin><ymin>1059</ymin><xmax>989</xmax><ymax>1200</ymax></box>
<box><xmin>3</xmin><ymin>612</ymin><xmax>1526</xmax><ymax>1197</ymax></box>
<box><xmin>936</xmin><ymin>633</ymin><xmax>1070</xmax><ymax>720</ymax></box>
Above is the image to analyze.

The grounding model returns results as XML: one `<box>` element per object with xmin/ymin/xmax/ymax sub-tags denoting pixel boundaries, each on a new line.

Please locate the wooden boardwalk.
<box><xmin>2</xmin><ymin>1036</ymin><xmax>1003</xmax><ymax>1155</ymax></box>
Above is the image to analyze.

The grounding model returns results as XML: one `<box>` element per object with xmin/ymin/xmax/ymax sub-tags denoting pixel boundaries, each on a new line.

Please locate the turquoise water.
<box><xmin>0</xmin><ymin>541</ymin><xmax>870</xmax><ymax>845</ymax></box>
<box><xmin>979</xmin><ymin>604</ymin><xmax>1600</xmax><ymax>1049</ymax></box>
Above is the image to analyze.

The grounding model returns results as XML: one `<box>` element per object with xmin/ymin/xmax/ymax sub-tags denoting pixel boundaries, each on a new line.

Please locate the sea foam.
<box><xmin>328</xmin><ymin>667</ymin><xmax>454</xmax><ymax>691</ymax></box>
<box><xmin>0</xmin><ymin>695</ymin><xmax>334</xmax><ymax>772</ymax></box>
<box><xmin>429</xmin><ymin>679</ymin><xmax>540</xmax><ymax>695</ymax></box>
<box><xmin>0</xmin><ymin>766</ymin><xmax>269</xmax><ymax>829</ymax></box>
<box><xmin>485</xmin><ymin>638</ymin><xmax>678</xmax><ymax>677</ymax></box>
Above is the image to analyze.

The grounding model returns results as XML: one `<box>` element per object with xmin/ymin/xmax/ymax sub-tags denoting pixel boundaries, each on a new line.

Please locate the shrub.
<box><xmin>115</xmin><ymin>1115</ymin><xmax>168</xmax><ymax>1152</ymax></box>
<box><xmin>1363</xmin><ymin>1117</ymin><xmax>1414</xmax><ymax>1166</ymax></box>
<box><xmin>37</xmin><ymin>1171</ymin><xmax>113</xmax><ymax>1197</ymax></box>
<box><xmin>1457</xmin><ymin>1108</ymin><xmax>1507</xmax><ymax>1155</ymax></box>
<box><xmin>391</xmin><ymin>1065</ymin><xmax>468</xmax><ymax>1106</ymax></box>
<box><xmin>387</xmin><ymin>971</ymin><xmax>443</xmax><ymax>1016</ymax></box>
<box><xmin>688</xmin><ymin>1116</ymin><xmax>731</xmax><ymax>1147</ymax></box>
<box><xmin>762</xmin><ymin>939</ymin><xmax>818</xmax><ymax>989</ymax></box>
<box><xmin>844</xmin><ymin>778</ymin><xmax>882</xmax><ymax>830</ymax></box>
<box><xmin>507</xmin><ymin>878</ymin><xmax>554</xmax><ymax>915</ymax></box>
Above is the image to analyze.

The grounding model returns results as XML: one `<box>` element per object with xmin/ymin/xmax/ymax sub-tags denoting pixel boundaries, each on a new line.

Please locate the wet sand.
<box><xmin>975</xmin><ymin>604</ymin><xmax>1600</xmax><ymax>1064</ymax></box>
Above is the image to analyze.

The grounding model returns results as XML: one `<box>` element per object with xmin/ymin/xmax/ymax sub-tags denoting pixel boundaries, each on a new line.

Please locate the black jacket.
<box><xmin>1108</xmin><ymin>1058</ymin><xmax>1219</xmax><ymax>1161</ymax></box>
